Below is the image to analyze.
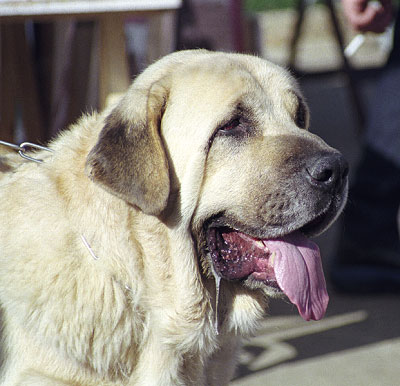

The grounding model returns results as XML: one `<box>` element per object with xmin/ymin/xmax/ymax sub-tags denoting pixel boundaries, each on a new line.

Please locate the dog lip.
<box><xmin>205</xmin><ymin>200</ymin><xmax>334</xmax><ymax>242</ymax></box>
<box><xmin>206</xmin><ymin>225</ymin><xmax>279</xmax><ymax>285</ymax></box>
<box><xmin>299</xmin><ymin>211</ymin><xmax>328</xmax><ymax>236</ymax></box>
<box><xmin>298</xmin><ymin>198</ymin><xmax>340</xmax><ymax>237</ymax></box>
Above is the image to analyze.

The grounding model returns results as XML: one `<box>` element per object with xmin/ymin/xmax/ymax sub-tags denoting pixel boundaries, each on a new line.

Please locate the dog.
<box><xmin>0</xmin><ymin>50</ymin><xmax>348</xmax><ymax>385</ymax></box>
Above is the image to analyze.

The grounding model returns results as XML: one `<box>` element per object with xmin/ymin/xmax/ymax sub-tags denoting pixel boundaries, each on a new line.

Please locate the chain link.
<box><xmin>0</xmin><ymin>140</ymin><xmax>53</xmax><ymax>164</ymax></box>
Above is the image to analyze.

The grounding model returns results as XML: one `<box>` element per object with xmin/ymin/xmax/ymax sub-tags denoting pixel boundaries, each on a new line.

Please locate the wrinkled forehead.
<box><xmin>166</xmin><ymin>55</ymin><xmax>303</xmax><ymax>132</ymax></box>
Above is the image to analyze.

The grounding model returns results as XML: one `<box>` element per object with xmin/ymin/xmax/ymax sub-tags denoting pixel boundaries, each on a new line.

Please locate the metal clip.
<box><xmin>0</xmin><ymin>140</ymin><xmax>53</xmax><ymax>163</ymax></box>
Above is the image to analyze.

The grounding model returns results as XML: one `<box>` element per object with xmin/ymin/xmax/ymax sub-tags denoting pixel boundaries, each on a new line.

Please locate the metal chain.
<box><xmin>0</xmin><ymin>140</ymin><xmax>53</xmax><ymax>164</ymax></box>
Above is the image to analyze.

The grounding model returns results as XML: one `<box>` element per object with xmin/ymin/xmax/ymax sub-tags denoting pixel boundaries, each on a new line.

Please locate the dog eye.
<box><xmin>219</xmin><ymin>118</ymin><xmax>242</xmax><ymax>133</ymax></box>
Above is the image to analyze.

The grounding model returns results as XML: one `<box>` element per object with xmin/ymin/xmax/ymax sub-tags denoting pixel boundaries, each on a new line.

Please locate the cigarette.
<box><xmin>344</xmin><ymin>34</ymin><xmax>365</xmax><ymax>57</ymax></box>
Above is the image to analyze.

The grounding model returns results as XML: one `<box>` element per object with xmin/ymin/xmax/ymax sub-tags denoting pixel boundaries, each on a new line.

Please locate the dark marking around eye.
<box><xmin>217</xmin><ymin>116</ymin><xmax>253</xmax><ymax>139</ymax></box>
<box><xmin>205</xmin><ymin>103</ymin><xmax>256</xmax><ymax>153</ymax></box>
<box><xmin>220</xmin><ymin>118</ymin><xmax>241</xmax><ymax>132</ymax></box>
<box><xmin>217</xmin><ymin>103</ymin><xmax>256</xmax><ymax>137</ymax></box>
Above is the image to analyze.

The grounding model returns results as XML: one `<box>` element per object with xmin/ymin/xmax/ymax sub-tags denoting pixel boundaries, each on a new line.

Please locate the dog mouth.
<box><xmin>206</xmin><ymin>216</ymin><xmax>330</xmax><ymax>321</ymax></box>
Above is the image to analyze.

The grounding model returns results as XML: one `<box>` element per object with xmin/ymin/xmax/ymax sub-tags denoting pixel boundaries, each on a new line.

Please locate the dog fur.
<box><xmin>0</xmin><ymin>50</ymin><xmax>347</xmax><ymax>385</ymax></box>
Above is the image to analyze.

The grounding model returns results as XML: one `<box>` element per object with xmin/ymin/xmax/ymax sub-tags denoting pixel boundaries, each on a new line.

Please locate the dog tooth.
<box><xmin>270</xmin><ymin>251</ymin><xmax>276</xmax><ymax>265</ymax></box>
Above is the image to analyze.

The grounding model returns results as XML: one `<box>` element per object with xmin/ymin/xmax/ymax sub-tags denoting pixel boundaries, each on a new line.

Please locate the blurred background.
<box><xmin>1</xmin><ymin>1</ymin><xmax>400</xmax><ymax>385</ymax></box>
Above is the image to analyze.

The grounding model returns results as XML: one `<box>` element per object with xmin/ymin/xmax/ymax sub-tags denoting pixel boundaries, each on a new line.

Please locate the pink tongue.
<box><xmin>263</xmin><ymin>232</ymin><xmax>329</xmax><ymax>321</ymax></box>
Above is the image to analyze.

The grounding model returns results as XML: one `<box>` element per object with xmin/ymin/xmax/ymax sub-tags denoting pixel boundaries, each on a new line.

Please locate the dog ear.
<box><xmin>86</xmin><ymin>81</ymin><xmax>170</xmax><ymax>215</ymax></box>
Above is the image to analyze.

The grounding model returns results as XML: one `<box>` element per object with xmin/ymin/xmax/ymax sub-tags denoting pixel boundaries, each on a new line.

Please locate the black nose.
<box><xmin>305</xmin><ymin>152</ymin><xmax>349</xmax><ymax>192</ymax></box>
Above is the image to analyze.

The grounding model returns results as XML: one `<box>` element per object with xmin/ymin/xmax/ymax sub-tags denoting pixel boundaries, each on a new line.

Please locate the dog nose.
<box><xmin>305</xmin><ymin>152</ymin><xmax>348</xmax><ymax>192</ymax></box>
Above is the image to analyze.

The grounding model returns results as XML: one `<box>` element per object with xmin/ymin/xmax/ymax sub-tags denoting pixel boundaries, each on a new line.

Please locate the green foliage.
<box><xmin>244</xmin><ymin>0</ymin><xmax>298</xmax><ymax>12</ymax></box>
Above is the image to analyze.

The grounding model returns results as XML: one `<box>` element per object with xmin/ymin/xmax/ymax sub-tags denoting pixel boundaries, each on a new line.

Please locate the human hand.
<box><xmin>341</xmin><ymin>0</ymin><xmax>394</xmax><ymax>33</ymax></box>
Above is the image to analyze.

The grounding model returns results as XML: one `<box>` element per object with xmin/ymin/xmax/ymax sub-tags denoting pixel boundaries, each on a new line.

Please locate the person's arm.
<box><xmin>341</xmin><ymin>0</ymin><xmax>394</xmax><ymax>32</ymax></box>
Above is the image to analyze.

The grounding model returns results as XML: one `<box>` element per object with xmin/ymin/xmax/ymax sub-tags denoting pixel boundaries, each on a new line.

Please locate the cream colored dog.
<box><xmin>0</xmin><ymin>50</ymin><xmax>348</xmax><ymax>385</ymax></box>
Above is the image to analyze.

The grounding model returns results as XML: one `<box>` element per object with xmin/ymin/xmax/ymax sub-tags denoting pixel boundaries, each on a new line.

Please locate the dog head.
<box><xmin>86</xmin><ymin>50</ymin><xmax>348</xmax><ymax>321</ymax></box>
